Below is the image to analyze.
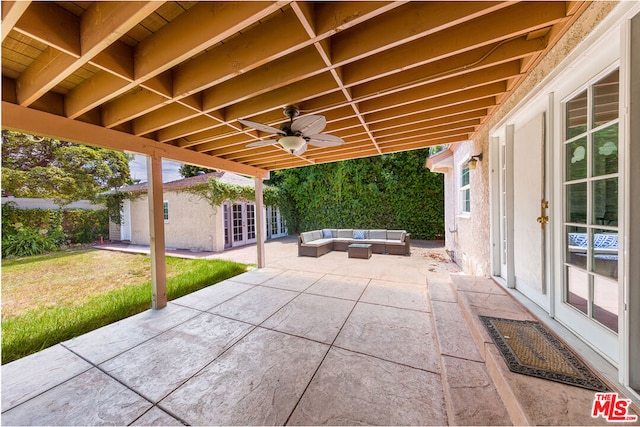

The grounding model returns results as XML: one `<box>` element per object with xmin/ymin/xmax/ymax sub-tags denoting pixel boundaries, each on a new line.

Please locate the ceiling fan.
<box><xmin>239</xmin><ymin>105</ymin><xmax>345</xmax><ymax>155</ymax></box>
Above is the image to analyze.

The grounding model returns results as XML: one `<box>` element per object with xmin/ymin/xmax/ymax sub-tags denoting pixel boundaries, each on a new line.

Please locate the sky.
<box><xmin>128</xmin><ymin>154</ymin><xmax>183</xmax><ymax>183</ymax></box>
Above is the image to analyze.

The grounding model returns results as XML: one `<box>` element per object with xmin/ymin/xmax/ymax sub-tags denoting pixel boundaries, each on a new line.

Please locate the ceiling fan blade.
<box><xmin>291</xmin><ymin>115</ymin><xmax>326</xmax><ymax>135</ymax></box>
<box><xmin>246</xmin><ymin>140</ymin><xmax>277</xmax><ymax>148</ymax></box>
<box><xmin>238</xmin><ymin>119</ymin><xmax>283</xmax><ymax>135</ymax></box>
<box><xmin>306</xmin><ymin>133</ymin><xmax>345</xmax><ymax>147</ymax></box>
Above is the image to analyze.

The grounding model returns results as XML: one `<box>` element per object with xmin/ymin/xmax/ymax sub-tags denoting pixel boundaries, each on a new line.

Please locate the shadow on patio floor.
<box><xmin>2</xmin><ymin>237</ymin><xmax>637</xmax><ymax>425</ymax></box>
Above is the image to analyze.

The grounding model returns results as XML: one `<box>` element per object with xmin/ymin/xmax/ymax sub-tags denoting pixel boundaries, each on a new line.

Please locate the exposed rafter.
<box><xmin>1</xmin><ymin>1</ymin><xmax>590</xmax><ymax>173</ymax></box>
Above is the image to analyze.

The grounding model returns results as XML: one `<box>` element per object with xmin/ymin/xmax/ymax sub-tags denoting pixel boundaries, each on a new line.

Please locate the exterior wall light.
<box><xmin>468</xmin><ymin>153</ymin><xmax>483</xmax><ymax>170</ymax></box>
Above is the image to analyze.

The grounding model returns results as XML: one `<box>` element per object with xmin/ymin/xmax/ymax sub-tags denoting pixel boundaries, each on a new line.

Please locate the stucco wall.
<box><xmin>447</xmin><ymin>1</ymin><xmax>618</xmax><ymax>276</ymax></box>
<box><xmin>129</xmin><ymin>191</ymin><xmax>217</xmax><ymax>252</ymax></box>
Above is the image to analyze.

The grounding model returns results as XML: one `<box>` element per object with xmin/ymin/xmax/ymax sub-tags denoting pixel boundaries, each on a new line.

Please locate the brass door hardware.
<box><xmin>537</xmin><ymin>200</ymin><xmax>549</xmax><ymax>228</ymax></box>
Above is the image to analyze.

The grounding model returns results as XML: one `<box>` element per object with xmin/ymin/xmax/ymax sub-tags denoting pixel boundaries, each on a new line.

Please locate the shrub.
<box><xmin>1</xmin><ymin>204</ymin><xmax>109</xmax><ymax>257</ymax></box>
<box><xmin>1</xmin><ymin>226</ymin><xmax>60</xmax><ymax>258</ymax></box>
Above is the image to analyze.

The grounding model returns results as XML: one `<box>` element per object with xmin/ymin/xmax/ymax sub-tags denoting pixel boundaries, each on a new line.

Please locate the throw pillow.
<box><xmin>322</xmin><ymin>229</ymin><xmax>333</xmax><ymax>239</ymax></box>
<box><xmin>353</xmin><ymin>229</ymin><xmax>366</xmax><ymax>240</ymax></box>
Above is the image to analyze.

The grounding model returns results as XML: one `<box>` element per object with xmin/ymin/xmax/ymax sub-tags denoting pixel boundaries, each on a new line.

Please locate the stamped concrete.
<box><xmin>335</xmin><ymin>302</ymin><xmax>439</xmax><ymax>372</ymax></box>
<box><xmin>262</xmin><ymin>293</ymin><xmax>355</xmax><ymax>344</ymax></box>
<box><xmin>209</xmin><ymin>285</ymin><xmax>298</xmax><ymax>324</ymax></box>
<box><xmin>100</xmin><ymin>312</ymin><xmax>254</xmax><ymax>402</ymax></box>
<box><xmin>288</xmin><ymin>347</ymin><xmax>447</xmax><ymax>426</ymax></box>
<box><xmin>1</xmin><ymin>368</ymin><xmax>152</xmax><ymax>426</ymax></box>
<box><xmin>360</xmin><ymin>279</ymin><xmax>430</xmax><ymax>311</ymax></box>
<box><xmin>4</xmin><ymin>238</ymin><xmax>635</xmax><ymax>425</ymax></box>
<box><xmin>160</xmin><ymin>328</ymin><xmax>329</xmax><ymax>425</ymax></box>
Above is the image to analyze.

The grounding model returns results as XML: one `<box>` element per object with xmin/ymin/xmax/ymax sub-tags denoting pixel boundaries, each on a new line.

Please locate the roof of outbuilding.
<box><xmin>118</xmin><ymin>171</ymin><xmax>260</xmax><ymax>193</ymax></box>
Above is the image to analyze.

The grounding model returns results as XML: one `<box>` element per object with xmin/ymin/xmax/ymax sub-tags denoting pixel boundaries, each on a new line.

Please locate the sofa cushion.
<box><xmin>369</xmin><ymin>229</ymin><xmax>387</xmax><ymax>239</ymax></box>
<box><xmin>568</xmin><ymin>232</ymin><xmax>588</xmax><ymax>247</ymax></box>
<box><xmin>594</xmin><ymin>233</ymin><xmax>617</xmax><ymax>248</ymax></box>
<box><xmin>311</xmin><ymin>230</ymin><xmax>323</xmax><ymax>241</ymax></box>
<box><xmin>301</xmin><ymin>231</ymin><xmax>316</xmax><ymax>243</ymax></box>
<box><xmin>353</xmin><ymin>229</ymin><xmax>367</xmax><ymax>239</ymax></box>
<box><xmin>387</xmin><ymin>230</ymin><xmax>406</xmax><ymax>241</ymax></box>
<box><xmin>337</xmin><ymin>229</ymin><xmax>353</xmax><ymax>238</ymax></box>
<box><xmin>385</xmin><ymin>240</ymin><xmax>404</xmax><ymax>246</ymax></box>
<box><xmin>322</xmin><ymin>229</ymin><xmax>333</xmax><ymax>239</ymax></box>
<box><xmin>303</xmin><ymin>238</ymin><xmax>333</xmax><ymax>247</ymax></box>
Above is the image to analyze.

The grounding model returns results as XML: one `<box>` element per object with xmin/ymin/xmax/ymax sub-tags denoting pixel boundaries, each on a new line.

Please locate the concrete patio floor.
<box><xmin>2</xmin><ymin>238</ymin><xmax>638</xmax><ymax>425</ymax></box>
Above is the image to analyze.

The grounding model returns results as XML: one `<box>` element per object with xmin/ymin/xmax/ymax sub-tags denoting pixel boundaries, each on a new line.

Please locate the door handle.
<box><xmin>537</xmin><ymin>200</ymin><xmax>549</xmax><ymax>228</ymax></box>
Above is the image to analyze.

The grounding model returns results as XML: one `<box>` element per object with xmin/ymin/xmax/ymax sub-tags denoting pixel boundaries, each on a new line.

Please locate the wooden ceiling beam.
<box><xmin>360</xmin><ymin>61</ymin><xmax>521</xmax><ymax>114</ymax></box>
<box><xmin>160</xmin><ymin>117</ymin><xmax>226</xmax><ymax>144</ymax></box>
<box><xmin>2</xmin><ymin>1</ymin><xmax>31</xmax><ymax>42</ymax></box>
<box><xmin>102</xmin><ymin>89</ymin><xmax>168</xmax><ymax>128</ymax></box>
<box><xmin>368</xmin><ymin>100</ymin><xmax>494</xmax><ymax>132</ymax></box>
<box><xmin>134</xmin><ymin>2</ymin><xmax>287</xmax><ymax>81</ymax></box>
<box><xmin>376</xmin><ymin>125</ymin><xmax>478</xmax><ymax>144</ymax></box>
<box><xmin>342</xmin><ymin>1</ymin><xmax>567</xmax><ymax>86</ymax></box>
<box><xmin>65</xmin><ymin>71</ymin><xmax>132</xmax><ymax>120</ymax></box>
<box><xmin>202</xmin><ymin>46</ymin><xmax>327</xmax><ymax>113</ymax></box>
<box><xmin>2</xmin><ymin>101</ymin><xmax>269</xmax><ymax>178</ymax></box>
<box><xmin>350</xmin><ymin>36</ymin><xmax>546</xmax><ymax>101</ymax></box>
<box><xmin>90</xmin><ymin>41</ymin><xmax>135</xmax><ymax>81</ymax></box>
<box><xmin>373</xmin><ymin>116</ymin><xmax>483</xmax><ymax>140</ymax></box>
<box><xmin>313</xmin><ymin>2</ymin><xmax>407</xmax><ymax>36</ymax></box>
<box><xmin>13</xmin><ymin>2</ymin><xmax>80</xmax><ymax>56</ymax></box>
<box><xmin>330</xmin><ymin>2</ymin><xmax>508</xmax><ymax>65</ymax></box>
<box><xmin>103</xmin><ymin>3</ymin><xmax>401</xmax><ymax>131</ymax></box>
<box><xmin>224</xmin><ymin>73</ymin><xmax>340</xmax><ymax>122</ymax></box>
<box><xmin>133</xmin><ymin>103</ymin><xmax>201</xmax><ymax>136</ymax></box>
<box><xmin>14</xmin><ymin>2</ymin><xmax>161</xmax><ymax>108</ymax></box>
<box><xmin>364</xmin><ymin>83</ymin><xmax>504</xmax><ymax>124</ymax></box>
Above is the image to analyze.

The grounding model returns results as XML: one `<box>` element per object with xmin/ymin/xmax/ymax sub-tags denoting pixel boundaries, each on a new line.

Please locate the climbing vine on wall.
<box><xmin>182</xmin><ymin>177</ymin><xmax>282</xmax><ymax>209</ymax></box>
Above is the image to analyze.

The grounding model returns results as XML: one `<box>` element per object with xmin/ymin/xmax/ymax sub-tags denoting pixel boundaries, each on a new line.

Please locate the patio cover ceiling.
<box><xmin>2</xmin><ymin>1</ymin><xmax>588</xmax><ymax>178</ymax></box>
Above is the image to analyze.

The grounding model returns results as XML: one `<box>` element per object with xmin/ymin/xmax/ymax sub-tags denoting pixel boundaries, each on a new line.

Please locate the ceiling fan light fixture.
<box><xmin>278</xmin><ymin>135</ymin><xmax>306</xmax><ymax>153</ymax></box>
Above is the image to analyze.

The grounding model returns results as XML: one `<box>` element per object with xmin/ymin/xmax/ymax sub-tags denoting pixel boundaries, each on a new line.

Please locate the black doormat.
<box><xmin>479</xmin><ymin>316</ymin><xmax>610</xmax><ymax>392</ymax></box>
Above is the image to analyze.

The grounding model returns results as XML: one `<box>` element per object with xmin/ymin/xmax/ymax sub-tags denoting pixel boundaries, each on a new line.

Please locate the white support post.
<box><xmin>147</xmin><ymin>155</ymin><xmax>167</xmax><ymax>309</ymax></box>
<box><xmin>255</xmin><ymin>177</ymin><xmax>266</xmax><ymax>268</ymax></box>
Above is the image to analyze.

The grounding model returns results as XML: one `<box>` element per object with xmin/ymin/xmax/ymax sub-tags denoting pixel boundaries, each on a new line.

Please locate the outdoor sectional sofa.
<box><xmin>298</xmin><ymin>229</ymin><xmax>411</xmax><ymax>257</ymax></box>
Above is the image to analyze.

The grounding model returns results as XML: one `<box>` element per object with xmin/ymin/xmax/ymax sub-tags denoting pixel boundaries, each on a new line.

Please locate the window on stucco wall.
<box><xmin>459</xmin><ymin>164</ymin><xmax>471</xmax><ymax>215</ymax></box>
<box><xmin>163</xmin><ymin>201</ymin><xmax>169</xmax><ymax>222</ymax></box>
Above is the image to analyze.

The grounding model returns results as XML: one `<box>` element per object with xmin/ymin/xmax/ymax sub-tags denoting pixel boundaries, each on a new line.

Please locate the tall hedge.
<box><xmin>268</xmin><ymin>149</ymin><xmax>444</xmax><ymax>239</ymax></box>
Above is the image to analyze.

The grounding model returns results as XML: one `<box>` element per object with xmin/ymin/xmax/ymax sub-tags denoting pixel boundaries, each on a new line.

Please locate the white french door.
<box><xmin>267</xmin><ymin>206</ymin><xmax>287</xmax><ymax>239</ymax></box>
<box><xmin>555</xmin><ymin>67</ymin><xmax>620</xmax><ymax>364</ymax></box>
<box><xmin>512</xmin><ymin>113</ymin><xmax>548</xmax><ymax>304</ymax></box>
<box><xmin>230</xmin><ymin>202</ymin><xmax>257</xmax><ymax>247</ymax></box>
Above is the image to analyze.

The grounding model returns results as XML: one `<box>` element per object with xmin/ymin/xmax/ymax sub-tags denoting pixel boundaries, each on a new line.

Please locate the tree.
<box><xmin>179</xmin><ymin>164</ymin><xmax>216</xmax><ymax>178</ymax></box>
<box><xmin>1</xmin><ymin>131</ymin><xmax>132</xmax><ymax>205</ymax></box>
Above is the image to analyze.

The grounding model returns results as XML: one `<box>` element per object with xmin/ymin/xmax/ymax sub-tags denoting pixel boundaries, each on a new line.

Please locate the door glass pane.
<box><xmin>224</xmin><ymin>205</ymin><xmax>230</xmax><ymax>246</ymax></box>
<box><xmin>593</xmin><ymin>275</ymin><xmax>618</xmax><ymax>332</ymax></box>
<box><xmin>566</xmin><ymin>182</ymin><xmax>587</xmax><ymax>224</ymax></box>
<box><xmin>567</xmin><ymin>226</ymin><xmax>587</xmax><ymax>269</ymax></box>
<box><xmin>246</xmin><ymin>204</ymin><xmax>256</xmax><ymax>240</ymax></box>
<box><xmin>566</xmin><ymin>266</ymin><xmax>589</xmax><ymax>315</ymax></box>
<box><xmin>592</xmin><ymin>229</ymin><xmax>618</xmax><ymax>280</ymax></box>
<box><xmin>592</xmin><ymin>178</ymin><xmax>618</xmax><ymax>226</ymax></box>
<box><xmin>593</xmin><ymin>124</ymin><xmax>618</xmax><ymax>176</ymax></box>
<box><xmin>592</xmin><ymin>69</ymin><xmax>619</xmax><ymax>128</ymax></box>
<box><xmin>566</xmin><ymin>136</ymin><xmax>587</xmax><ymax>181</ymax></box>
<box><xmin>566</xmin><ymin>89</ymin><xmax>587</xmax><ymax>139</ymax></box>
<box><xmin>233</xmin><ymin>204</ymin><xmax>243</xmax><ymax>242</ymax></box>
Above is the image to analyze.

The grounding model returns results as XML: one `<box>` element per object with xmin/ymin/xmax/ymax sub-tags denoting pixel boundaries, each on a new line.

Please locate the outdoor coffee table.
<box><xmin>348</xmin><ymin>243</ymin><xmax>372</xmax><ymax>259</ymax></box>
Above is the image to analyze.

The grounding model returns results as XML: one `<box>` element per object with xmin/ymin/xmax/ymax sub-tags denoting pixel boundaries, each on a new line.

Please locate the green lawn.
<box><xmin>1</xmin><ymin>249</ymin><xmax>247</xmax><ymax>364</ymax></box>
